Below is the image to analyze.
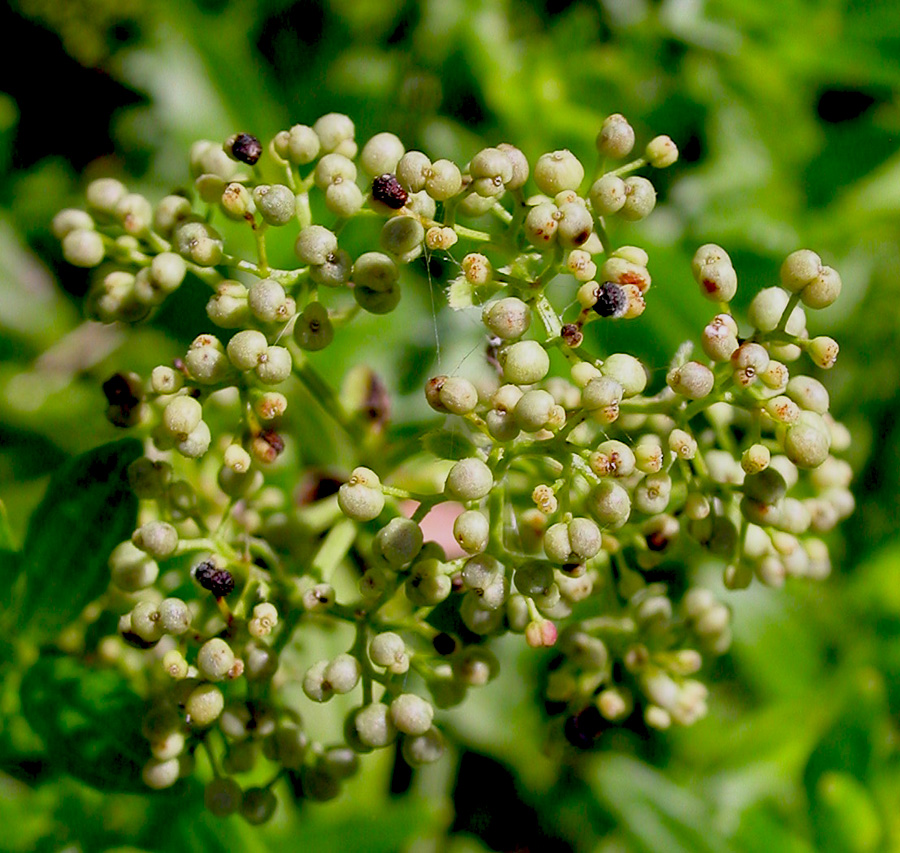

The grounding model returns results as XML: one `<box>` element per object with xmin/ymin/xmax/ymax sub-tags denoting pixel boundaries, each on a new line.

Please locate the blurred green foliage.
<box><xmin>3</xmin><ymin>0</ymin><xmax>900</xmax><ymax>850</ymax></box>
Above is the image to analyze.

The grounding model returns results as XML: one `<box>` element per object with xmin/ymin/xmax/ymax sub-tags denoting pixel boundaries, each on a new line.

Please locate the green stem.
<box><xmin>608</xmin><ymin>157</ymin><xmax>648</xmax><ymax>178</ymax></box>
<box><xmin>292</xmin><ymin>357</ymin><xmax>364</xmax><ymax>444</ymax></box>
<box><xmin>311</xmin><ymin>518</ymin><xmax>358</xmax><ymax>582</ymax></box>
<box><xmin>775</xmin><ymin>291</ymin><xmax>802</xmax><ymax>334</ymax></box>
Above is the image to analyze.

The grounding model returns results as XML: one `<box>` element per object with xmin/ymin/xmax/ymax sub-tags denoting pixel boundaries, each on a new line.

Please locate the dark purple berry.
<box><xmin>372</xmin><ymin>174</ymin><xmax>408</xmax><ymax>210</ymax></box>
<box><xmin>561</xmin><ymin>323</ymin><xmax>583</xmax><ymax>347</ymax></box>
<box><xmin>564</xmin><ymin>704</ymin><xmax>606</xmax><ymax>749</ymax></box>
<box><xmin>194</xmin><ymin>560</ymin><xmax>235</xmax><ymax>598</ymax></box>
<box><xmin>591</xmin><ymin>282</ymin><xmax>627</xmax><ymax>318</ymax></box>
<box><xmin>103</xmin><ymin>373</ymin><xmax>141</xmax><ymax>409</ymax></box>
<box><xmin>432</xmin><ymin>632</ymin><xmax>457</xmax><ymax>655</ymax></box>
<box><xmin>227</xmin><ymin>133</ymin><xmax>262</xmax><ymax>166</ymax></box>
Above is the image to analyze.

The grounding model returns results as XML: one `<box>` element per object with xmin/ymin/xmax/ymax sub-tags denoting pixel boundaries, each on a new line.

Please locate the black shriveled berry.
<box><xmin>564</xmin><ymin>704</ymin><xmax>606</xmax><ymax>749</ymax></box>
<box><xmin>372</xmin><ymin>174</ymin><xmax>408</xmax><ymax>209</ymax></box>
<box><xmin>228</xmin><ymin>133</ymin><xmax>262</xmax><ymax>165</ymax></box>
<box><xmin>103</xmin><ymin>373</ymin><xmax>141</xmax><ymax>408</ymax></box>
<box><xmin>432</xmin><ymin>632</ymin><xmax>457</xmax><ymax>655</ymax></box>
<box><xmin>561</xmin><ymin>323</ymin><xmax>583</xmax><ymax>347</ymax></box>
<box><xmin>591</xmin><ymin>281</ymin><xmax>627</xmax><ymax>318</ymax></box>
<box><xmin>194</xmin><ymin>560</ymin><xmax>235</xmax><ymax>598</ymax></box>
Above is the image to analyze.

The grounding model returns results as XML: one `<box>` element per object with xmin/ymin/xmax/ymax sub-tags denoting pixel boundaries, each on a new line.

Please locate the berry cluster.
<box><xmin>51</xmin><ymin>112</ymin><xmax>852</xmax><ymax>822</ymax></box>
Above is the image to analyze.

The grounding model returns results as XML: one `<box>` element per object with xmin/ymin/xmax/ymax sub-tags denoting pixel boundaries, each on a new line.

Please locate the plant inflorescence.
<box><xmin>50</xmin><ymin>112</ymin><xmax>852</xmax><ymax>822</ymax></box>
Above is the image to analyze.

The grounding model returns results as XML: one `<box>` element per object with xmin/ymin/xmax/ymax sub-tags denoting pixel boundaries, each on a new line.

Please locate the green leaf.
<box><xmin>17</xmin><ymin>438</ymin><xmax>142</xmax><ymax>639</ymax></box>
<box><xmin>421</xmin><ymin>428</ymin><xmax>479</xmax><ymax>461</ymax></box>
<box><xmin>0</xmin><ymin>498</ymin><xmax>13</xmax><ymax>550</ymax></box>
<box><xmin>812</xmin><ymin>772</ymin><xmax>884</xmax><ymax>853</ymax></box>
<box><xmin>19</xmin><ymin>654</ymin><xmax>147</xmax><ymax>793</ymax></box>
<box><xmin>589</xmin><ymin>754</ymin><xmax>736</xmax><ymax>853</ymax></box>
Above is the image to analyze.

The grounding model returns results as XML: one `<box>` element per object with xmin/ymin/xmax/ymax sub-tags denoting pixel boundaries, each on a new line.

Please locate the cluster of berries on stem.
<box><xmin>52</xmin><ymin>111</ymin><xmax>851</xmax><ymax>822</ymax></box>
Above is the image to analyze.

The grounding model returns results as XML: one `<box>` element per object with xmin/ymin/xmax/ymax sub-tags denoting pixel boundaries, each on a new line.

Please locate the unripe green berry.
<box><xmin>163</xmin><ymin>649</ymin><xmax>189</xmax><ymax>679</ymax></box>
<box><xmin>601</xmin><ymin>353</ymin><xmax>647</xmax><ymax>397</ymax></box>
<box><xmin>110</xmin><ymin>541</ymin><xmax>159</xmax><ymax>591</ymax></box>
<box><xmin>582</xmin><ymin>375</ymin><xmax>624</xmax><ymax>410</ymax></box>
<box><xmin>589</xmin><ymin>480</ymin><xmax>631</xmax><ymax>528</ymax></box>
<box><xmin>255</xmin><ymin>345</ymin><xmax>292</xmax><ymax>385</ymax></box>
<box><xmin>445</xmin><ymin>458</ymin><xmax>493</xmax><ymax>501</ymax></box>
<box><xmin>248</xmin><ymin>279</ymin><xmax>288</xmax><ymax>324</ymax></box>
<box><xmin>801</xmin><ymin>265</ymin><xmax>842</xmax><ymax>309</ymax></box>
<box><xmin>483</xmin><ymin>297</ymin><xmax>532</xmax><ymax>340</ymax></box>
<box><xmin>514</xmin><ymin>389</ymin><xmax>556</xmax><ymax>432</ymax></box>
<box><xmin>787</xmin><ymin>376</ymin><xmax>829</xmax><ymax>414</ymax></box>
<box><xmin>241</xmin><ymin>787</ymin><xmax>277</xmax><ymax>825</ymax></box>
<box><xmin>439</xmin><ymin>376</ymin><xmax>479</xmax><ymax>415</ymax></box>
<box><xmin>743</xmin><ymin>467</ymin><xmax>786</xmax><ymax>504</ymax></box>
<box><xmin>158</xmin><ymin>598</ymin><xmax>192</xmax><ymax>635</ymax></box>
<box><xmin>380</xmin><ymin>215</ymin><xmax>425</xmax><ymax>257</ymax></box>
<box><xmin>62</xmin><ymin>229</ymin><xmax>105</xmax><ymax>267</ymax></box>
<box><xmin>206</xmin><ymin>281</ymin><xmax>249</xmax><ymax>328</ymax></box>
<box><xmin>86</xmin><ymin>177</ymin><xmax>127</xmax><ymax>215</ymax></box>
<box><xmin>784</xmin><ymin>416</ymin><xmax>830</xmax><ymax>469</ymax></box>
<box><xmin>311</xmin><ymin>248</ymin><xmax>352</xmax><ymax>287</ymax></box>
<box><xmin>354</xmin><ymin>703</ymin><xmax>397</xmax><ymax>749</ymax></box>
<box><xmin>731</xmin><ymin>342</ymin><xmax>770</xmax><ymax>387</ymax></box>
<box><xmin>500</xmin><ymin>340</ymin><xmax>550</xmax><ymax>384</ymax></box>
<box><xmin>425</xmin><ymin>159</ymin><xmax>463</xmax><ymax>200</ymax></box>
<box><xmin>667</xmin><ymin>361</ymin><xmax>714</xmax><ymax>399</ymax></box>
<box><xmin>252</xmin><ymin>184</ymin><xmax>295</xmax><ymax>225</ymax></box>
<box><xmin>142</xmin><ymin>757</ymin><xmax>180</xmax><ymax>790</ymax></box>
<box><xmin>390</xmin><ymin>693</ymin><xmax>434</xmax><ymax>736</ymax></box>
<box><xmin>176</xmin><ymin>420</ymin><xmax>211</xmax><ymax>458</ymax></box>
<box><xmin>590</xmin><ymin>174</ymin><xmax>627</xmax><ymax>215</ymax></box>
<box><xmin>403</xmin><ymin>727</ymin><xmax>445</xmax><ymax>766</ymax></box>
<box><xmin>173</xmin><ymin>219</ymin><xmax>223</xmax><ymax>266</ymax></box>
<box><xmin>130</xmin><ymin>601</ymin><xmax>163</xmax><ymax>642</ymax></box>
<box><xmin>557</xmin><ymin>202</ymin><xmax>593</xmax><ymax>248</ymax></box>
<box><xmin>198</xmin><ymin>638</ymin><xmax>236</xmax><ymax>681</ymax></box>
<box><xmin>646</xmin><ymin>135</ymin><xmax>678</xmax><ymax>168</ymax></box>
<box><xmin>375</xmin><ymin>517</ymin><xmax>424</xmax><ymax>568</ymax></box>
<box><xmin>227</xmin><ymin>330</ymin><xmax>268</xmax><ymax>371</ymax></box>
<box><xmin>154</xmin><ymin>195</ymin><xmax>192</xmax><ymax>236</ymax></box>
<box><xmin>133</xmin><ymin>520</ymin><xmax>178</xmax><ymax>559</ymax></box>
<box><xmin>748</xmin><ymin>287</ymin><xmax>805</xmax><ymax>334</ymax></box>
<box><xmin>534</xmin><ymin>150</ymin><xmax>584</xmax><ymax>195</ymax></box>
<box><xmin>313</xmin><ymin>112</ymin><xmax>355</xmax><ymax>153</ymax></box>
<box><xmin>205</xmin><ymin>777</ymin><xmax>243</xmax><ymax>817</ymax></box>
<box><xmin>524</xmin><ymin>202</ymin><xmax>559</xmax><ymax>246</ymax></box>
<box><xmin>634</xmin><ymin>473</ymin><xmax>672</xmax><ymax>515</ymax></box>
<box><xmin>294</xmin><ymin>302</ymin><xmax>334</xmax><ymax>351</ymax></box>
<box><xmin>596</xmin><ymin>114</ymin><xmax>635</xmax><ymax>158</ymax></box>
<box><xmin>590</xmin><ymin>439</ymin><xmax>636</xmax><ymax>477</ymax></box>
<box><xmin>361</xmin><ymin>132</ymin><xmax>405</xmax><ymax>175</ymax></box>
<box><xmin>115</xmin><ymin>193</ymin><xmax>153</xmax><ymax>235</ymax></box>
<box><xmin>295</xmin><ymin>225</ymin><xmax>338</xmax><ymax>265</ymax></box>
<box><xmin>314</xmin><ymin>152</ymin><xmax>357</xmax><ymax>190</ymax></box>
<box><xmin>325</xmin><ymin>653</ymin><xmax>362</xmax><ymax>694</ymax></box>
<box><xmin>780</xmin><ymin>249</ymin><xmax>822</xmax><ymax>292</ymax></box>
<box><xmin>370</xmin><ymin>632</ymin><xmax>407</xmax><ymax>670</ymax></box>
<box><xmin>396</xmin><ymin>151</ymin><xmax>431</xmax><ymax>192</ymax></box>
<box><xmin>808</xmin><ymin>336</ymin><xmax>839</xmax><ymax>369</ymax></box>
<box><xmin>284</xmin><ymin>124</ymin><xmax>321</xmax><ymax>164</ymax></box>
<box><xmin>696</xmin><ymin>259</ymin><xmax>738</xmax><ymax>302</ymax></box>
<box><xmin>52</xmin><ymin>208</ymin><xmax>94</xmax><ymax>239</ymax></box>
<box><xmin>338</xmin><ymin>467</ymin><xmax>384</xmax><ymax>521</ymax></box>
<box><xmin>702</xmin><ymin>314</ymin><xmax>739</xmax><ymax>361</ymax></box>
<box><xmin>620</xmin><ymin>176</ymin><xmax>656</xmax><ymax>221</ymax></box>
<box><xmin>454</xmin><ymin>510</ymin><xmax>490</xmax><ymax>554</ymax></box>
<box><xmin>742</xmin><ymin>443</ymin><xmax>771</xmax><ymax>474</ymax></box>
<box><xmin>353</xmin><ymin>252</ymin><xmax>398</xmax><ymax>291</ymax></box>
<box><xmin>492</xmin><ymin>143</ymin><xmax>527</xmax><ymax>189</ymax></box>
